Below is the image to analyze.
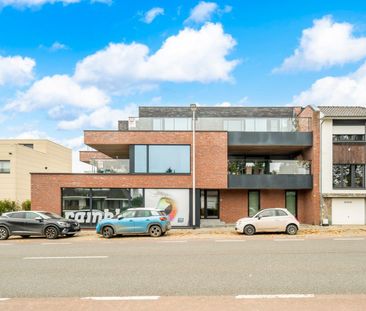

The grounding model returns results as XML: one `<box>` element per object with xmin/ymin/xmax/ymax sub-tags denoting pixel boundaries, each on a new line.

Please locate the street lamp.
<box><xmin>190</xmin><ymin>104</ymin><xmax>197</xmax><ymax>228</ymax></box>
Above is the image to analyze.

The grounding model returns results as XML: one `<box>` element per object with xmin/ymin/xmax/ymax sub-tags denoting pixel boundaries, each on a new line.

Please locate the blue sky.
<box><xmin>1</xmin><ymin>0</ymin><xmax>366</xmax><ymax>170</ymax></box>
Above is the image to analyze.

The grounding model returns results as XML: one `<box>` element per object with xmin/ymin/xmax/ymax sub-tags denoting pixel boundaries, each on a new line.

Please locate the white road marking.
<box><xmin>215</xmin><ymin>240</ymin><xmax>246</xmax><ymax>243</ymax></box>
<box><xmin>81</xmin><ymin>296</ymin><xmax>160</xmax><ymax>301</ymax></box>
<box><xmin>41</xmin><ymin>242</ymin><xmax>72</xmax><ymax>245</ymax></box>
<box><xmin>157</xmin><ymin>240</ymin><xmax>187</xmax><ymax>244</ymax></box>
<box><xmin>334</xmin><ymin>237</ymin><xmax>364</xmax><ymax>241</ymax></box>
<box><xmin>236</xmin><ymin>294</ymin><xmax>315</xmax><ymax>299</ymax></box>
<box><xmin>0</xmin><ymin>298</ymin><xmax>10</xmax><ymax>301</ymax></box>
<box><xmin>273</xmin><ymin>239</ymin><xmax>305</xmax><ymax>242</ymax></box>
<box><xmin>23</xmin><ymin>256</ymin><xmax>108</xmax><ymax>260</ymax></box>
<box><xmin>0</xmin><ymin>244</ymin><xmax>13</xmax><ymax>246</ymax></box>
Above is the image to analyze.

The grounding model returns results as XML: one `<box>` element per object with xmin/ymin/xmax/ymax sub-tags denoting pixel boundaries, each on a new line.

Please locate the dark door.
<box><xmin>5</xmin><ymin>212</ymin><xmax>26</xmax><ymax>233</ymax></box>
<box><xmin>200</xmin><ymin>190</ymin><xmax>219</xmax><ymax>219</ymax></box>
<box><xmin>22</xmin><ymin>212</ymin><xmax>45</xmax><ymax>234</ymax></box>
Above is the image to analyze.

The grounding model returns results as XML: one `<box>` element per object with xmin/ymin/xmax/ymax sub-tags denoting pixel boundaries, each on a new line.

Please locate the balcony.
<box><xmin>90</xmin><ymin>159</ymin><xmax>129</xmax><ymax>174</ymax></box>
<box><xmin>228</xmin><ymin>160</ymin><xmax>313</xmax><ymax>189</ymax></box>
<box><xmin>126</xmin><ymin>117</ymin><xmax>312</xmax><ymax>132</ymax></box>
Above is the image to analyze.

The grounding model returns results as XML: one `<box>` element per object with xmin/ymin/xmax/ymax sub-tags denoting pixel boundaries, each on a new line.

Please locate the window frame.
<box><xmin>0</xmin><ymin>160</ymin><xmax>10</xmax><ymax>174</ymax></box>
<box><xmin>133</xmin><ymin>144</ymin><xmax>191</xmax><ymax>174</ymax></box>
<box><xmin>333</xmin><ymin>164</ymin><xmax>365</xmax><ymax>189</ymax></box>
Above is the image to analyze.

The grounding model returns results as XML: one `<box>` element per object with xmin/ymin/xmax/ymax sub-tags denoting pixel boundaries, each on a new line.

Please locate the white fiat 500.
<box><xmin>235</xmin><ymin>208</ymin><xmax>300</xmax><ymax>235</ymax></box>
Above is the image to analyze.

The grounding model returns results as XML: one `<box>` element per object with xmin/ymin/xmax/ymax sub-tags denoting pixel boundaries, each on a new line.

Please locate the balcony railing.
<box><xmin>90</xmin><ymin>159</ymin><xmax>129</xmax><ymax>174</ymax></box>
<box><xmin>228</xmin><ymin>160</ymin><xmax>311</xmax><ymax>175</ymax></box>
<box><xmin>127</xmin><ymin>117</ymin><xmax>312</xmax><ymax>132</ymax></box>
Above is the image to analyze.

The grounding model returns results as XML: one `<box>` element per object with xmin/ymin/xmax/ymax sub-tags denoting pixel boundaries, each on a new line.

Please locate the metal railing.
<box><xmin>127</xmin><ymin>117</ymin><xmax>312</xmax><ymax>132</ymax></box>
<box><xmin>228</xmin><ymin>160</ymin><xmax>311</xmax><ymax>175</ymax></box>
<box><xmin>90</xmin><ymin>159</ymin><xmax>129</xmax><ymax>174</ymax></box>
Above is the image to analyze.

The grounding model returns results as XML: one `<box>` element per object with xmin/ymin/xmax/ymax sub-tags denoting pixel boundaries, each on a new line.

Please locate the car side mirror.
<box><xmin>117</xmin><ymin>215</ymin><xmax>124</xmax><ymax>220</ymax></box>
<box><xmin>35</xmin><ymin>217</ymin><xmax>43</xmax><ymax>222</ymax></box>
<box><xmin>257</xmin><ymin>216</ymin><xmax>262</xmax><ymax>220</ymax></box>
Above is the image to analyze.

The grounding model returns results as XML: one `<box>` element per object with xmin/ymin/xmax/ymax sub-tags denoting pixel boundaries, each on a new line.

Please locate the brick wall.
<box><xmin>220</xmin><ymin>189</ymin><xmax>248</xmax><ymax>223</ymax></box>
<box><xmin>32</xmin><ymin>132</ymin><xmax>228</xmax><ymax>214</ymax></box>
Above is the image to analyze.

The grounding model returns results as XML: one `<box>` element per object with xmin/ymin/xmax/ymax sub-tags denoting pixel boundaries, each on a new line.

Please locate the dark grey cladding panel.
<box><xmin>139</xmin><ymin>106</ymin><xmax>295</xmax><ymax>118</ymax></box>
<box><xmin>228</xmin><ymin>174</ymin><xmax>313</xmax><ymax>189</ymax></box>
<box><xmin>118</xmin><ymin>120</ymin><xmax>129</xmax><ymax>131</ymax></box>
<box><xmin>228</xmin><ymin>132</ymin><xmax>313</xmax><ymax>146</ymax></box>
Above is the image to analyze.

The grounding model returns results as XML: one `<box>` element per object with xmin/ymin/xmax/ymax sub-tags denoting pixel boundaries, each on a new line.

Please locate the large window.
<box><xmin>333</xmin><ymin>164</ymin><xmax>364</xmax><ymax>188</ymax></box>
<box><xmin>0</xmin><ymin>160</ymin><xmax>10</xmax><ymax>174</ymax></box>
<box><xmin>62</xmin><ymin>188</ymin><xmax>144</xmax><ymax>227</ymax></box>
<box><xmin>134</xmin><ymin>145</ymin><xmax>190</xmax><ymax>174</ymax></box>
<box><xmin>333</xmin><ymin>134</ymin><xmax>365</xmax><ymax>142</ymax></box>
<box><xmin>248</xmin><ymin>191</ymin><xmax>260</xmax><ymax>217</ymax></box>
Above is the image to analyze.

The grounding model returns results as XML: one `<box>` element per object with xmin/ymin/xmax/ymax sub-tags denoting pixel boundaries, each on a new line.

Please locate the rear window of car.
<box><xmin>135</xmin><ymin>210</ymin><xmax>152</xmax><ymax>217</ymax></box>
<box><xmin>7</xmin><ymin>212</ymin><xmax>26</xmax><ymax>219</ymax></box>
<box><xmin>276</xmin><ymin>210</ymin><xmax>288</xmax><ymax>217</ymax></box>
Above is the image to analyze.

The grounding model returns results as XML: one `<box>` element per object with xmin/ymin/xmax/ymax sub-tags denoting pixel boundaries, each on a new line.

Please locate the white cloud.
<box><xmin>142</xmin><ymin>7</ymin><xmax>164</xmax><ymax>24</ymax></box>
<box><xmin>292</xmin><ymin>61</ymin><xmax>366</xmax><ymax>106</ymax></box>
<box><xmin>0</xmin><ymin>0</ymin><xmax>80</xmax><ymax>8</ymax></box>
<box><xmin>72</xmin><ymin>150</ymin><xmax>92</xmax><ymax>173</ymax></box>
<box><xmin>0</xmin><ymin>0</ymin><xmax>110</xmax><ymax>8</ymax></box>
<box><xmin>276</xmin><ymin>16</ymin><xmax>366</xmax><ymax>72</ymax></box>
<box><xmin>185</xmin><ymin>1</ymin><xmax>218</xmax><ymax>24</ymax></box>
<box><xmin>12</xmin><ymin>129</ymin><xmax>50</xmax><ymax>139</ymax></box>
<box><xmin>0</xmin><ymin>55</ymin><xmax>35</xmax><ymax>86</ymax></box>
<box><xmin>49</xmin><ymin>41</ymin><xmax>69</xmax><ymax>52</ymax></box>
<box><xmin>74</xmin><ymin>23</ymin><xmax>238</xmax><ymax>94</ymax></box>
<box><xmin>5</xmin><ymin>74</ymin><xmax>110</xmax><ymax>112</ymax></box>
<box><xmin>57</xmin><ymin>104</ymin><xmax>138</xmax><ymax>130</ymax></box>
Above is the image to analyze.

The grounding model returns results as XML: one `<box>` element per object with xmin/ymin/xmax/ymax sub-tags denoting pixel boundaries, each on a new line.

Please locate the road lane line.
<box><xmin>273</xmin><ymin>239</ymin><xmax>305</xmax><ymax>242</ymax></box>
<box><xmin>81</xmin><ymin>296</ymin><xmax>160</xmax><ymax>301</ymax></box>
<box><xmin>23</xmin><ymin>256</ymin><xmax>108</xmax><ymax>260</ymax></box>
<box><xmin>236</xmin><ymin>294</ymin><xmax>315</xmax><ymax>299</ymax></box>
<box><xmin>215</xmin><ymin>240</ymin><xmax>246</xmax><ymax>243</ymax></box>
<box><xmin>41</xmin><ymin>242</ymin><xmax>72</xmax><ymax>245</ymax></box>
<box><xmin>334</xmin><ymin>238</ymin><xmax>364</xmax><ymax>241</ymax></box>
<box><xmin>157</xmin><ymin>240</ymin><xmax>187</xmax><ymax>244</ymax></box>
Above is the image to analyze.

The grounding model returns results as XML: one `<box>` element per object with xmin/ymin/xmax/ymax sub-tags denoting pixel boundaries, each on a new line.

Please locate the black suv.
<box><xmin>0</xmin><ymin>211</ymin><xmax>80</xmax><ymax>240</ymax></box>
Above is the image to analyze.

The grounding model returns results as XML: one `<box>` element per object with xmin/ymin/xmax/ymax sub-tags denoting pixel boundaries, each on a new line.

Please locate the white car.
<box><xmin>235</xmin><ymin>208</ymin><xmax>300</xmax><ymax>235</ymax></box>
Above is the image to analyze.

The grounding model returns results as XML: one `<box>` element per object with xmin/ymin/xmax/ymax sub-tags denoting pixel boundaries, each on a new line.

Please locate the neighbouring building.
<box><xmin>31</xmin><ymin>106</ymin><xmax>320</xmax><ymax>228</ymax></box>
<box><xmin>0</xmin><ymin>139</ymin><xmax>72</xmax><ymax>204</ymax></box>
<box><xmin>320</xmin><ymin>107</ymin><xmax>366</xmax><ymax>225</ymax></box>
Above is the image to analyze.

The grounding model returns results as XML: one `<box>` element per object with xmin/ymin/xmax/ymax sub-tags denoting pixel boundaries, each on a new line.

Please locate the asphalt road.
<box><xmin>0</xmin><ymin>236</ymin><xmax>366</xmax><ymax>299</ymax></box>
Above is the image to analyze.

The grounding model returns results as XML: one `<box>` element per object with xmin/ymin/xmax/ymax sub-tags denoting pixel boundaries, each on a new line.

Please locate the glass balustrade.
<box><xmin>228</xmin><ymin>160</ymin><xmax>311</xmax><ymax>175</ymax></box>
<box><xmin>90</xmin><ymin>159</ymin><xmax>129</xmax><ymax>174</ymax></box>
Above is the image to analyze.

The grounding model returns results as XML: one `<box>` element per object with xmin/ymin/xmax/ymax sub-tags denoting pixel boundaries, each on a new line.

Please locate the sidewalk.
<box><xmin>76</xmin><ymin>225</ymin><xmax>366</xmax><ymax>240</ymax></box>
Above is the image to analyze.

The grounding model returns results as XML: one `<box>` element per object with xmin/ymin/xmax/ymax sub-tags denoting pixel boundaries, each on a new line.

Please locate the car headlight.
<box><xmin>57</xmin><ymin>221</ymin><xmax>70</xmax><ymax>227</ymax></box>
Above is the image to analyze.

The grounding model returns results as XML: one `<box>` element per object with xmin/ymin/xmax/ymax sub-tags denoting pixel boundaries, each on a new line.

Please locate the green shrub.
<box><xmin>0</xmin><ymin>200</ymin><xmax>19</xmax><ymax>215</ymax></box>
<box><xmin>21</xmin><ymin>200</ymin><xmax>31</xmax><ymax>211</ymax></box>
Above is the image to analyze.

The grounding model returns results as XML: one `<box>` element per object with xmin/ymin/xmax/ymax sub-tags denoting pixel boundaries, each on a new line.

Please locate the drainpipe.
<box><xmin>190</xmin><ymin>104</ymin><xmax>197</xmax><ymax>228</ymax></box>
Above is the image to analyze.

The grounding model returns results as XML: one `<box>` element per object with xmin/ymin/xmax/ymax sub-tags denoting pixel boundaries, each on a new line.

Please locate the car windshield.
<box><xmin>39</xmin><ymin>212</ymin><xmax>63</xmax><ymax>219</ymax></box>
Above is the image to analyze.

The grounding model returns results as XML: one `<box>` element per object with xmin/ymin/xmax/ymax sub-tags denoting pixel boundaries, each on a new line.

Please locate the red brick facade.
<box><xmin>31</xmin><ymin>106</ymin><xmax>321</xmax><ymax>226</ymax></box>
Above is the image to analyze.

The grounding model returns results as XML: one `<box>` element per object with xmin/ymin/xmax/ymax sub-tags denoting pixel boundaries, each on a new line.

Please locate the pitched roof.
<box><xmin>319</xmin><ymin>106</ymin><xmax>366</xmax><ymax>117</ymax></box>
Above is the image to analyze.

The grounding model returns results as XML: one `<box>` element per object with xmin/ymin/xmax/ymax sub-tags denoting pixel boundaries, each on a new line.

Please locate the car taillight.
<box><xmin>160</xmin><ymin>217</ymin><xmax>167</xmax><ymax>221</ymax></box>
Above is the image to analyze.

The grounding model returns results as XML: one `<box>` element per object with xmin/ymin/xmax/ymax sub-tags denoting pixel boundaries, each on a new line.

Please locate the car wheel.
<box><xmin>0</xmin><ymin>226</ymin><xmax>9</xmax><ymax>240</ymax></box>
<box><xmin>149</xmin><ymin>225</ymin><xmax>162</xmax><ymax>237</ymax></box>
<box><xmin>44</xmin><ymin>226</ymin><xmax>59</xmax><ymax>239</ymax></box>
<box><xmin>286</xmin><ymin>224</ymin><xmax>298</xmax><ymax>235</ymax></box>
<box><xmin>21</xmin><ymin>235</ymin><xmax>30</xmax><ymax>239</ymax></box>
<box><xmin>102</xmin><ymin>226</ymin><xmax>114</xmax><ymax>239</ymax></box>
<box><xmin>243</xmin><ymin>225</ymin><xmax>255</xmax><ymax>236</ymax></box>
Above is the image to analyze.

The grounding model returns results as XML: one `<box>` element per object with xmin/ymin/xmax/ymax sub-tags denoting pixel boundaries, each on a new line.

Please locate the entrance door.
<box><xmin>200</xmin><ymin>190</ymin><xmax>219</xmax><ymax>219</ymax></box>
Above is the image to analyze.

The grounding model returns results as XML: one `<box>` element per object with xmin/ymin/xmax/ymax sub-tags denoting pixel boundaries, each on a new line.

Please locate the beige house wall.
<box><xmin>0</xmin><ymin>140</ymin><xmax>71</xmax><ymax>204</ymax></box>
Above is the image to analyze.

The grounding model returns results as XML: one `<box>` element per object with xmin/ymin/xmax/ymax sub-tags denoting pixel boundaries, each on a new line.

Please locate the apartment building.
<box><xmin>0</xmin><ymin>140</ymin><xmax>72</xmax><ymax>203</ymax></box>
<box><xmin>320</xmin><ymin>107</ymin><xmax>366</xmax><ymax>225</ymax></box>
<box><xmin>31</xmin><ymin>106</ymin><xmax>320</xmax><ymax>228</ymax></box>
